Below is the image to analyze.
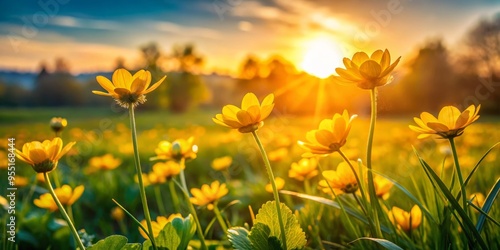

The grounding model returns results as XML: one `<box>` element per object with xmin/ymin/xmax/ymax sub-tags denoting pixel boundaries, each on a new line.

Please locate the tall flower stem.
<box><xmin>366</xmin><ymin>88</ymin><xmax>382</xmax><ymax>238</ymax></box>
<box><xmin>43</xmin><ymin>173</ymin><xmax>85</xmax><ymax>250</ymax></box>
<box><xmin>154</xmin><ymin>186</ymin><xmax>167</xmax><ymax>216</ymax></box>
<box><xmin>128</xmin><ymin>107</ymin><xmax>156</xmax><ymax>250</ymax></box>
<box><xmin>175</xmin><ymin>180</ymin><xmax>207</xmax><ymax>250</ymax></box>
<box><xmin>168</xmin><ymin>181</ymin><xmax>180</xmax><ymax>212</ymax></box>
<box><xmin>179</xmin><ymin>158</ymin><xmax>189</xmax><ymax>196</ymax></box>
<box><xmin>213</xmin><ymin>202</ymin><xmax>229</xmax><ymax>234</ymax></box>
<box><xmin>448</xmin><ymin>138</ymin><xmax>467</xmax><ymax>215</ymax></box>
<box><xmin>251</xmin><ymin>131</ymin><xmax>287</xmax><ymax>250</ymax></box>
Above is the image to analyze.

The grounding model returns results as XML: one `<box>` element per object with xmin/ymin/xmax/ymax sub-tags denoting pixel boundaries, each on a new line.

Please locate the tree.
<box><xmin>459</xmin><ymin>12</ymin><xmax>500</xmax><ymax>77</ymax></box>
<box><xmin>170</xmin><ymin>44</ymin><xmax>204</xmax><ymax>73</ymax></box>
<box><xmin>239</xmin><ymin>55</ymin><xmax>260</xmax><ymax>79</ymax></box>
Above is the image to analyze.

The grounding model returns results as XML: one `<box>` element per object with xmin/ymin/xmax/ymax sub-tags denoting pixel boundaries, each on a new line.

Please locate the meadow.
<box><xmin>1</xmin><ymin>103</ymin><xmax>499</xmax><ymax>249</ymax></box>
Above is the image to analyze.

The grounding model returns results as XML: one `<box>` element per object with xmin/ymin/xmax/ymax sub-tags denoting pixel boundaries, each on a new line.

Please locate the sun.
<box><xmin>300</xmin><ymin>37</ymin><xmax>344</xmax><ymax>79</ymax></box>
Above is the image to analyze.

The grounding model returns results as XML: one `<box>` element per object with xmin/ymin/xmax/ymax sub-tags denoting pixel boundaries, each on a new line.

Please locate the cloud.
<box><xmin>0</xmin><ymin>34</ymin><xmax>140</xmax><ymax>73</ymax></box>
<box><xmin>151</xmin><ymin>21</ymin><xmax>221</xmax><ymax>39</ymax></box>
<box><xmin>50</xmin><ymin>16</ymin><xmax>120</xmax><ymax>30</ymax></box>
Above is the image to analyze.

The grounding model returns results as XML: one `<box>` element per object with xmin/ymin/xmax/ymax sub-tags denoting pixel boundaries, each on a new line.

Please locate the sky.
<box><xmin>0</xmin><ymin>0</ymin><xmax>499</xmax><ymax>75</ymax></box>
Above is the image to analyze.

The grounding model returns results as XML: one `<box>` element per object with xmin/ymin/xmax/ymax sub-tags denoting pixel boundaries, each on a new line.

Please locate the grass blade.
<box><xmin>412</xmin><ymin>148</ymin><xmax>488</xmax><ymax>250</ymax></box>
<box><xmin>349</xmin><ymin>237</ymin><xmax>403</xmax><ymax>250</ymax></box>
<box><xmin>476</xmin><ymin>178</ymin><xmax>500</xmax><ymax>233</ymax></box>
<box><xmin>280</xmin><ymin>190</ymin><xmax>391</xmax><ymax>233</ymax></box>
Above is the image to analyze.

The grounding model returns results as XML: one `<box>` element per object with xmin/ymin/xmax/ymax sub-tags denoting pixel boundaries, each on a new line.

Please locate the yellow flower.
<box><xmin>34</xmin><ymin>185</ymin><xmax>84</xmax><ymax>211</ymax></box>
<box><xmin>265</xmin><ymin>177</ymin><xmax>285</xmax><ymax>193</ymax></box>
<box><xmin>374</xmin><ymin>175</ymin><xmax>393</xmax><ymax>200</ymax></box>
<box><xmin>152</xmin><ymin>161</ymin><xmax>181</xmax><ymax>181</ymax></box>
<box><xmin>16</xmin><ymin>137</ymin><xmax>76</xmax><ymax>173</ymax></box>
<box><xmin>14</xmin><ymin>176</ymin><xmax>29</xmax><ymax>187</ymax></box>
<box><xmin>111</xmin><ymin>207</ymin><xmax>124</xmax><ymax>221</ymax></box>
<box><xmin>0</xmin><ymin>195</ymin><xmax>7</xmax><ymax>210</ymax></box>
<box><xmin>319</xmin><ymin>161</ymin><xmax>360</xmax><ymax>195</ymax></box>
<box><xmin>298</xmin><ymin>110</ymin><xmax>356</xmax><ymax>157</ymax></box>
<box><xmin>288</xmin><ymin>158</ymin><xmax>318</xmax><ymax>181</ymax></box>
<box><xmin>211</xmin><ymin>156</ymin><xmax>232</xmax><ymax>171</ymax></box>
<box><xmin>409</xmin><ymin>105</ymin><xmax>480</xmax><ymax>139</ymax></box>
<box><xmin>50</xmin><ymin>117</ymin><xmax>68</xmax><ymax>133</ymax></box>
<box><xmin>87</xmin><ymin>154</ymin><xmax>121</xmax><ymax>173</ymax></box>
<box><xmin>267</xmin><ymin>148</ymin><xmax>288</xmax><ymax>161</ymax></box>
<box><xmin>152</xmin><ymin>137</ymin><xmax>198</xmax><ymax>161</ymax></box>
<box><xmin>334</xmin><ymin>49</ymin><xmax>400</xmax><ymax>89</ymax></box>
<box><xmin>92</xmin><ymin>68</ymin><xmax>166</xmax><ymax>108</ymax></box>
<box><xmin>213</xmin><ymin>92</ymin><xmax>274</xmax><ymax>133</ymax></box>
<box><xmin>388</xmin><ymin>205</ymin><xmax>422</xmax><ymax>231</ymax></box>
<box><xmin>139</xmin><ymin>214</ymin><xmax>182</xmax><ymax>239</ymax></box>
<box><xmin>190</xmin><ymin>181</ymin><xmax>228</xmax><ymax>210</ymax></box>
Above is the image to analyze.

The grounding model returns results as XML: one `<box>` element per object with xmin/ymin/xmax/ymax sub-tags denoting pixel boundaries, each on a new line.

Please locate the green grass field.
<box><xmin>1</xmin><ymin>107</ymin><xmax>499</xmax><ymax>249</ymax></box>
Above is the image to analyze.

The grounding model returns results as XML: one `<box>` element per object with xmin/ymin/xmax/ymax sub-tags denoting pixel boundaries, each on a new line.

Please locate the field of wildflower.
<box><xmin>1</xmin><ymin>51</ymin><xmax>499</xmax><ymax>250</ymax></box>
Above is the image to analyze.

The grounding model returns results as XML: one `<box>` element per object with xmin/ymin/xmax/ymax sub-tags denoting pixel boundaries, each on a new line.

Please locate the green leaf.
<box><xmin>253</xmin><ymin>201</ymin><xmax>306</xmax><ymax>250</ymax></box>
<box><xmin>349</xmin><ymin>237</ymin><xmax>403</xmax><ymax>250</ymax></box>
<box><xmin>248</xmin><ymin>223</ymin><xmax>274</xmax><ymax>250</ymax></box>
<box><xmin>122</xmin><ymin>243</ymin><xmax>142</xmax><ymax>250</ymax></box>
<box><xmin>171</xmin><ymin>214</ymin><xmax>197</xmax><ymax>250</ymax></box>
<box><xmin>476</xmin><ymin>178</ymin><xmax>500</xmax><ymax>232</ymax></box>
<box><xmin>155</xmin><ymin>222</ymin><xmax>181</xmax><ymax>250</ymax></box>
<box><xmin>88</xmin><ymin>235</ymin><xmax>128</xmax><ymax>250</ymax></box>
<box><xmin>227</xmin><ymin>227</ymin><xmax>252</xmax><ymax>250</ymax></box>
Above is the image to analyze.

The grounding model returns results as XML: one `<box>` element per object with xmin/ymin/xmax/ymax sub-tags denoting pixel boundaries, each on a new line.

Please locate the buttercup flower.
<box><xmin>0</xmin><ymin>195</ymin><xmax>7</xmax><ymax>210</ymax></box>
<box><xmin>289</xmin><ymin>158</ymin><xmax>318</xmax><ymax>181</ymax></box>
<box><xmin>319</xmin><ymin>161</ymin><xmax>361</xmax><ymax>195</ymax></box>
<box><xmin>152</xmin><ymin>137</ymin><xmax>198</xmax><ymax>161</ymax></box>
<box><xmin>213</xmin><ymin>92</ymin><xmax>274</xmax><ymax>133</ymax></box>
<box><xmin>211</xmin><ymin>156</ymin><xmax>232</xmax><ymax>171</ymax></box>
<box><xmin>50</xmin><ymin>117</ymin><xmax>67</xmax><ymax>133</ymax></box>
<box><xmin>87</xmin><ymin>154</ymin><xmax>121</xmax><ymax>173</ymax></box>
<box><xmin>34</xmin><ymin>185</ymin><xmax>84</xmax><ymax>211</ymax></box>
<box><xmin>92</xmin><ymin>68</ymin><xmax>166</xmax><ymax>108</ymax></box>
<box><xmin>190</xmin><ymin>181</ymin><xmax>228</xmax><ymax>210</ymax></box>
<box><xmin>265</xmin><ymin>177</ymin><xmax>285</xmax><ymax>193</ymax></box>
<box><xmin>409</xmin><ymin>105</ymin><xmax>480</xmax><ymax>139</ymax></box>
<box><xmin>388</xmin><ymin>205</ymin><xmax>422</xmax><ymax>231</ymax></box>
<box><xmin>334</xmin><ymin>49</ymin><xmax>400</xmax><ymax>89</ymax></box>
<box><xmin>111</xmin><ymin>207</ymin><xmax>125</xmax><ymax>221</ymax></box>
<box><xmin>16</xmin><ymin>137</ymin><xmax>76</xmax><ymax>173</ymax></box>
<box><xmin>374</xmin><ymin>175</ymin><xmax>393</xmax><ymax>200</ymax></box>
<box><xmin>139</xmin><ymin>214</ymin><xmax>182</xmax><ymax>239</ymax></box>
<box><xmin>299</xmin><ymin>110</ymin><xmax>357</xmax><ymax>157</ymax></box>
<box><xmin>152</xmin><ymin>161</ymin><xmax>181</xmax><ymax>181</ymax></box>
<box><xmin>267</xmin><ymin>148</ymin><xmax>288</xmax><ymax>161</ymax></box>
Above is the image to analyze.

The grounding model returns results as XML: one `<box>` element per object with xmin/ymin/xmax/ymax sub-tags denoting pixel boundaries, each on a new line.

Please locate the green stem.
<box><xmin>366</xmin><ymin>88</ymin><xmax>382</xmax><ymax>238</ymax></box>
<box><xmin>168</xmin><ymin>180</ymin><xmax>180</xmax><ymax>213</ymax></box>
<box><xmin>128</xmin><ymin>107</ymin><xmax>157</xmax><ymax>250</ymax></box>
<box><xmin>176</xmin><ymin>180</ymin><xmax>207</xmax><ymax>250</ymax></box>
<box><xmin>213</xmin><ymin>202</ymin><xmax>229</xmax><ymax>234</ymax></box>
<box><xmin>179</xmin><ymin>158</ymin><xmax>189</xmax><ymax>197</ymax></box>
<box><xmin>251</xmin><ymin>131</ymin><xmax>288</xmax><ymax>250</ymax></box>
<box><xmin>44</xmin><ymin>173</ymin><xmax>85</xmax><ymax>250</ymax></box>
<box><xmin>154</xmin><ymin>185</ymin><xmax>167</xmax><ymax>216</ymax></box>
<box><xmin>118</xmin><ymin>219</ymin><xmax>128</xmax><ymax>235</ymax></box>
<box><xmin>66</xmin><ymin>205</ymin><xmax>75</xmax><ymax>224</ymax></box>
<box><xmin>449</xmin><ymin>138</ymin><xmax>468</xmax><ymax>215</ymax></box>
<box><xmin>338</xmin><ymin>150</ymin><xmax>368</xmax><ymax>209</ymax></box>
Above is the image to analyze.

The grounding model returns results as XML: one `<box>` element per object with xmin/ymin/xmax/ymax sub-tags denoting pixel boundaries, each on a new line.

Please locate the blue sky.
<box><xmin>0</xmin><ymin>0</ymin><xmax>499</xmax><ymax>74</ymax></box>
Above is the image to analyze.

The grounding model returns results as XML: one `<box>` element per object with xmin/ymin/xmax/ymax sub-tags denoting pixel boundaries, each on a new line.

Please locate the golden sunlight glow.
<box><xmin>300</xmin><ymin>38</ymin><xmax>344</xmax><ymax>79</ymax></box>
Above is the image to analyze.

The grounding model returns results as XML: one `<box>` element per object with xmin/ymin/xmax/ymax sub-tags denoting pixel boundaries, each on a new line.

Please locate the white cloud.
<box><xmin>151</xmin><ymin>21</ymin><xmax>221</xmax><ymax>39</ymax></box>
<box><xmin>50</xmin><ymin>16</ymin><xmax>120</xmax><ymax>30</ymax></box>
